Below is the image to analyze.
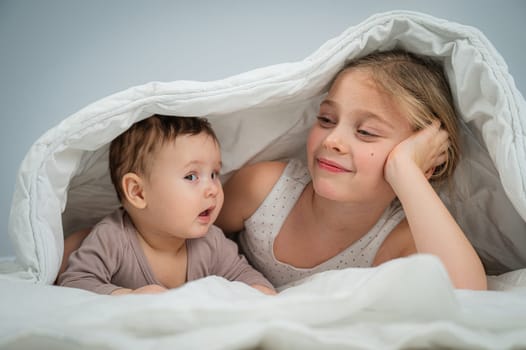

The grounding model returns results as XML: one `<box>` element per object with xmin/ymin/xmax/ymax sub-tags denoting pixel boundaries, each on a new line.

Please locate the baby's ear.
<box><xmin>121</xmin><ymin>173</ymin><xmax>147</xmax><ymax>209</ymax></box>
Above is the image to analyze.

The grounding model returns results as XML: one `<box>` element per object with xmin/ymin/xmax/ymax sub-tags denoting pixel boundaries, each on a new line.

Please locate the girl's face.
<box><xmin>140</xmin><ymin>132</ymin><xmax>224</xmax><ymax>239</ymax></box>
<box><xmin>306</xmin><ymin>68</ymin><xmax>413</xmax><ymax>204</ymax></box>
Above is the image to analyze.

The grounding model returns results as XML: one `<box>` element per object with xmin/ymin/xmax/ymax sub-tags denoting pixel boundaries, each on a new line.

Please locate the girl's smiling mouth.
<box><xmin>317</xmin><ymin>158</ymin><xmax>352</xmax><ymax>173</ymax></box>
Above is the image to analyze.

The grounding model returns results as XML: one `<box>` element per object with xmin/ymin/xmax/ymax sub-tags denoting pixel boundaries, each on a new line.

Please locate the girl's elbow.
<box><xmin>455</xmin><ymin>275</ymin><xmax>488</xmax><ymax>291</ymax></box>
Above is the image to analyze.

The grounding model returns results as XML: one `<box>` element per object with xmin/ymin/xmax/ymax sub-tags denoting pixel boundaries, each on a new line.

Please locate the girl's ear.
<box><xmin>424</xmin><ymin>166</ymin><xmax>436</xmax><ymax>180</ymax></box>
<box><xmin>121</xmin><ymin>173</ymin><xmax>147</xmax><ymax>209</ymax></box>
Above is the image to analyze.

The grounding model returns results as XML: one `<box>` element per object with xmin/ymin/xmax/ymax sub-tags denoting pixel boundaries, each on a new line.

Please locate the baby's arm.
<box><xmin>58</xmin><ymin>224</ymin><xmax>167</xmax><ymax>295</ymax></box>
<box><xmin>58</xmin><ymin>227</ymin><xmax>127</xmax><ymax>294</ymax></box>
<box><xmin>385</xmin><ymin>122</ymin><xmax>487</xmax><ymax>290</ymax></box>
<box><xmin>216</xmin><ymin>161</ymin><xmax>286</xmax><ymax>234</ymax></box>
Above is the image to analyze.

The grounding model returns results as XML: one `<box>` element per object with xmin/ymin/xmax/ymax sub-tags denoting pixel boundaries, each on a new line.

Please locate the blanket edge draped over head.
<box><xmin>3</xmin><ymin>10</ymin><xmax>526</xmax><ymax>284</ymax></box>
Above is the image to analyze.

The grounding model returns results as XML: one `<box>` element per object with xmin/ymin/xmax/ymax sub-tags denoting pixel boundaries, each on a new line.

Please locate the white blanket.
<box><xmin>1</xmin><ymin>10</ymin><xmax>526</xmax><ymax>349</ymax></box>
<box><xmin>1</xmin><ymin>256</ymin><xmax>526</xmax><ymax>349</ymax></box>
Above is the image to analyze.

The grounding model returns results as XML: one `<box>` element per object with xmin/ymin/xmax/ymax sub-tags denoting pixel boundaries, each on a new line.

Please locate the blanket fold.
<box><xmin>2</xmin><ymin>10</ymin><xmax>526</xmax><ymax>284</ymax></box>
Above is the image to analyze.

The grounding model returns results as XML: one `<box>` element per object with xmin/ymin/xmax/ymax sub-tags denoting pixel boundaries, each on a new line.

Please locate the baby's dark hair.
<box><xmin>109</xmin><ymin>115</ymin><xmax>218</xmax><ymax>201</ymax></box>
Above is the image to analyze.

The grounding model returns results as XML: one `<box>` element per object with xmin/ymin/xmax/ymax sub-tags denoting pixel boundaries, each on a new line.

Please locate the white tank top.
<box><xmin>238</xmin><ymin>159</ymin><xmax>405</xmax><ymax>288</ymax></box>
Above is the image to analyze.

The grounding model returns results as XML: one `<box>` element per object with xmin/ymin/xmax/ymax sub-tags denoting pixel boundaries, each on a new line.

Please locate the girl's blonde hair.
<box><xmin>338</xmin><ymin>50</ymin><xmax>459</xmax><ymax>182</ymax></box>
<box><xmin>109</xmin><ymin>115</ymin><xmax>218</xmax><ymax>201</ymax></box>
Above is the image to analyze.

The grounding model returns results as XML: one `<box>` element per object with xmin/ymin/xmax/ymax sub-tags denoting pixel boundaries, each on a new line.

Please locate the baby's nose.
<box><xmin>205</xmin><ymin>180</ymin><xmax>220</xmax><ymax>197</ymax></box>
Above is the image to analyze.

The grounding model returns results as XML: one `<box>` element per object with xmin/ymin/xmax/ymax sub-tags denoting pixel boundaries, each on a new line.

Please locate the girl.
<box><xmin>215</xmin><ymin>50</ymin><xmax>487</xmax><ymax>290</ymax></box>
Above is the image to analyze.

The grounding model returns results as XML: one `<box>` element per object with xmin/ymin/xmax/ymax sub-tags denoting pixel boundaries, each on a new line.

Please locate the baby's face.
<box><xmin>140</xmin><ymin>132</ymin><xmax>223</xmax><ymax>239</ymax></box>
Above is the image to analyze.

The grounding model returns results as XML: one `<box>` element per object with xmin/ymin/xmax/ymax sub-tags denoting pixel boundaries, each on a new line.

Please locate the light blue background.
<box><xmin>1</xmin><ymin>1</ymin><xmax>525</xmax><ymax>258</ymax></box>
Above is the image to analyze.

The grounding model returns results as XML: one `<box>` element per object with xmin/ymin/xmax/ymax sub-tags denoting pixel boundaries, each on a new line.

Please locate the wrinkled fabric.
<box><xmin>1</xmin><ymin>255</ymin><xmax>525</xmax><ymax>350</ymax></box>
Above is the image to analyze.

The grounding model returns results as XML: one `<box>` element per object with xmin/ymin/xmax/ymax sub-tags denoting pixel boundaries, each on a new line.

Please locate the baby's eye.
<box><xmin>211</xmin><ymin>171</ymin><xmax>220</xmax><ymax>180</ymax></box>
<box><xmin>184</xmin><ymin>173</ymin><xmax>198</xmax><ymax>181</ymax></box>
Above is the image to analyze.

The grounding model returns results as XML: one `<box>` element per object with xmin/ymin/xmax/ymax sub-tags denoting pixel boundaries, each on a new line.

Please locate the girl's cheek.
<box><xmin>306</xmin><ymin>129</ymin><xmax>320</xmax><ymax>153</ymax></box>
<box><xmin>364</xmin><ymin>148</ymin><xmax>388</xmax><ymax>169</ymax></box>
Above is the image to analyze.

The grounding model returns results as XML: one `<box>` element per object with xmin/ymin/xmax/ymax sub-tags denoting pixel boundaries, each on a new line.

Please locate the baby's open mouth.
<box><xmin>199</xmin><ymin>207</ymin><xmax>213</xmax><ymax>217</ymax></box>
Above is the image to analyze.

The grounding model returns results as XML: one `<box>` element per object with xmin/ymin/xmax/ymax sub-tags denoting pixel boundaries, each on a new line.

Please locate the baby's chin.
<box><xmin>188</xmin><ymin>219</ymin><xmax>217</xmax><ymax>238</ymax></box>
<box><xmin>184</xmin><ymin>226</ymin><xmax>212</xmax><ymax>239</ymax></box>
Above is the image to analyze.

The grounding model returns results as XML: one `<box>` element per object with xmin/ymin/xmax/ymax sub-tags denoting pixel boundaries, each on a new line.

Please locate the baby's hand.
<box><xmin>132</xmin><ymin>284</ymin><xmax>168</xmax><ymax>294</ymax></box>
<box><xmin>251</xmin><ymin>284</ymin><xmax>277</xmax><ymax>295</ymax></box>
<box><xmin>385</xmin><ymin>121</ymin><xmax>449</xmax><ymax>184</ymax></box>
<box><xmin>111</xmin><ymin>284</ymin><xmax>168</xmax><ymax>295</ymax></box>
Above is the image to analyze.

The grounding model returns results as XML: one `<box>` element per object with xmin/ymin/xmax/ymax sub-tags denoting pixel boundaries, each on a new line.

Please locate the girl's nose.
<box><xmin>323</xmin><ymin>128</ymin><xmax>349</xmax><ymax>153</ymax></box>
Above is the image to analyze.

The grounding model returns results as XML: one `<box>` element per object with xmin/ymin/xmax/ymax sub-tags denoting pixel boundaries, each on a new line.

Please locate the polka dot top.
<box><xmin>238</xmin><ymin>159</ymin><xmax>405</xmax><ymax>288</ymax></box>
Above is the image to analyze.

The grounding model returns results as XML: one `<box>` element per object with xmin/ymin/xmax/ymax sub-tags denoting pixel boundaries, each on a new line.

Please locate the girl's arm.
<box><xmin>385</xmin><ymin>122</ymin><xmax>487</xmax><ymax>290</ymax></box>
<box><xmin>216</xmin><ymin>161</ymin><xmax>286</xmax><ymax>234</ymax></box>
<box><xmin>58</xmin><ymin>228</ymin><xmax>92</xmax><ymax>277</ymax></box>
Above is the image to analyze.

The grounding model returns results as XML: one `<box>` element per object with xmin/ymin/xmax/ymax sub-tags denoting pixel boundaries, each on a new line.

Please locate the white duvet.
<box><xmin>1</xmin><ymin>10</ymin><xmax>526</xmax><ymax>350</ymax></box>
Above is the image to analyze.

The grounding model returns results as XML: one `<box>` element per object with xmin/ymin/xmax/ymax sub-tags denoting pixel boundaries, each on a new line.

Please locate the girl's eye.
<box><xmin>357</xmin><ymin>129</ymin><xmax>377</xmax><ymax>138</ymax></box>
<box><xmin>184</xmin><ymin>174</ymin><xmax>198</xmax><ymax>181</ymax></box>
<box><xmin>211</xmin><ymin>171</ymin><xmax>220</xmax><ymax>180</ymax></box>
<box><xmin>317</xmin><ymin>115</ymin><xmax>335</xmax><ymax>127</ymax></box>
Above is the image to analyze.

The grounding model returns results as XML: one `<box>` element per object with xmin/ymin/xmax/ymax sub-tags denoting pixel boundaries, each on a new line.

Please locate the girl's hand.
<box><xmin>385</xmin><ymin>121</ymin><xmax>449</xmax><ymax>185</ymax></box>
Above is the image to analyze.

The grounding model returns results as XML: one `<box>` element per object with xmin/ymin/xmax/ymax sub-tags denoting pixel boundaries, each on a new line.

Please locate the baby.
<box><xmin>58</xmin><ymin>115</ymin><xmax>275</xmax><ymax>295</ymax></box>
